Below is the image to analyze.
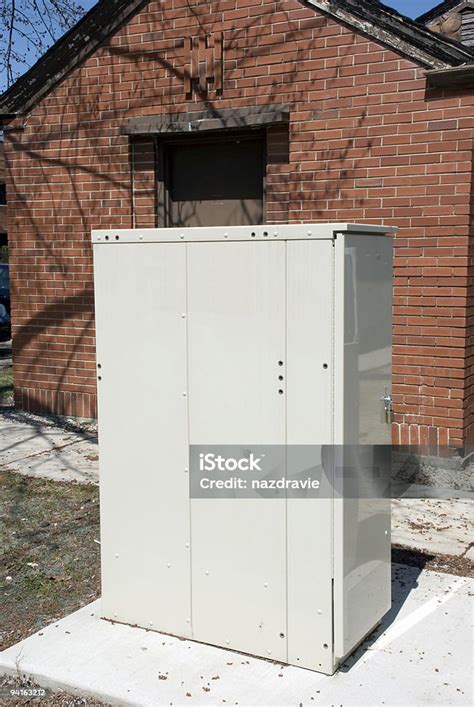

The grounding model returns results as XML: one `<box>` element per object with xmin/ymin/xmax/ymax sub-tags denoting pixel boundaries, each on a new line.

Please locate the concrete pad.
<box><xmin>392</xmin><ymin>497</ymin><xmax>473</xmax><ymax>556</ymax></box>
<box><xmin>0</xmin><ymin>415</ymin><xmax>98</xmax><ymax>484</ymax></box>
<box><xmin>1</xmin><ymin>565</ymin><xmax>472</xmax><ymax>706</ymax></box>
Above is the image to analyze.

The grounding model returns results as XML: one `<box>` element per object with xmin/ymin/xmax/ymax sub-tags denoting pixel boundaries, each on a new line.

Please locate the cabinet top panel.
<box><xmin>92</xmin><ymin>223</ymin><xmax>397</xmax><ymax>245</ymax></box>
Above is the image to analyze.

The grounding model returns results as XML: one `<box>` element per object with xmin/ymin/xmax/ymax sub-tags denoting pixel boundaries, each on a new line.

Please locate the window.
<box><xmin>159</xmin><ymin>133</ymin><xmax>265</xmax><ymax>227</ymax></box>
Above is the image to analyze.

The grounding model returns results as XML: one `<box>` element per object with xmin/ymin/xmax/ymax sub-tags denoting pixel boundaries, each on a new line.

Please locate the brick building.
<box><xmin>0</xmin><ymin>0</ymin><xmax>473</xmax><ymax>453</ymax></box>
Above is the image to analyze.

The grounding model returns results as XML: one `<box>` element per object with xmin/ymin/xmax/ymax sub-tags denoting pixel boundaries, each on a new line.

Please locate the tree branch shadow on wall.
<box><xmin>5</xmin><ymin>2</ymin><xmax>378</xmax><ymax>420</ymax></box>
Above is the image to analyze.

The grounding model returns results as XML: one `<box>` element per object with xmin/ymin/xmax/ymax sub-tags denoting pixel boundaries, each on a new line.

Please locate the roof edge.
<box><xmin>306</xmin><ymin>0</ymin><xmax>474</xmax><ymax>68</ymax></box>
<box><xmin>425</xmin><ymin>63</ymin><xmax>474</xmax><ymax>87</ymax></box>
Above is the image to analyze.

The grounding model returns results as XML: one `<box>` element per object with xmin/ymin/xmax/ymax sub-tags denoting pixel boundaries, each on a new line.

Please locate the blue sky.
<box><xmin>386</xmin><ymin>0</ymin><xmax>439</xmax><ymax>16</ymax></box>
<box><xmin>79</xmin><ymin>0</ymin><xmax>439</xmax><ymax>20</ymax></box>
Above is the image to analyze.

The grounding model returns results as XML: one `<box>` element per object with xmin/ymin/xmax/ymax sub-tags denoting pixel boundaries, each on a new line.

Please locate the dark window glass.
<box><xmin>163</xmin><ymin>134</ymin><xmax>265</xmax><ymax>227</ymax></box>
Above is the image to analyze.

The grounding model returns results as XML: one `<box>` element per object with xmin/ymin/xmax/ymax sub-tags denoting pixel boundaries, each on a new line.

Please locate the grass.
<box><xmin>0</xmin><ymin>470</ymin><xmax>100</xmax><ymax>651</ymax></box>
<box><xmin>0</xmin><ymin>364</ymin><xmax>13</xmax><ymax>405</ymax></box>
<box><xmin>0</xmin><ymin>470</ymin><xmax>112</xmax><ymax>705</ymax></box>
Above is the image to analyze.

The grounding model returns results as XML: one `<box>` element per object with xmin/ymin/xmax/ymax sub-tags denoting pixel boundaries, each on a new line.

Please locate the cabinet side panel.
<box><xmin>343</xmin><ymin>235</ymin><xmax>393</xmax><ymax>447</ymax></box>
<box><xmin>94</xmin><ymin>243</ymin><xmax>191</xmax><ymax>635</ymax></box>
<box><xmin>286</xmin><ymin>240</ymin><xmax>335</xmax><ymax>674</ymax></box>
<box><xmin>335</xmin><ymin>234</ymin><xmax>393</xmax><ymax>661</ymax></box>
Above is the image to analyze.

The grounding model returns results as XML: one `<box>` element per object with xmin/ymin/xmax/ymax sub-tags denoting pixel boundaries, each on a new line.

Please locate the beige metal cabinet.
<box><xmin>92</xmin><ymin>223</ymin><xmax>395</xmax><ymax>674</ymax></box>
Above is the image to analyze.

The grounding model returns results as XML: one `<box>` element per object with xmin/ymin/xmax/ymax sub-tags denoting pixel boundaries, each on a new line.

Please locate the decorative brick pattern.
<box><xmin>184</xmin><ymin>32</ymin><xmax>223</xmax><ymax>97</ymax></box>
<box><xmin>3</xmin><ymin>0</ymin><xmax>474</xmax><ymax>449</ymax></box>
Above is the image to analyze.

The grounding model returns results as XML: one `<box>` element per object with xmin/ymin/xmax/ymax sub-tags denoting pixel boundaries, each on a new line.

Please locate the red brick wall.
<box><xmin>465</xmin><ymin>145</ymin><xmax>474</xmax><ymax>448</ymax></box>
<box><xmin>4</xmin><ymin>0</ymin><xmax>474</xmax><ymax>450</ymax></box>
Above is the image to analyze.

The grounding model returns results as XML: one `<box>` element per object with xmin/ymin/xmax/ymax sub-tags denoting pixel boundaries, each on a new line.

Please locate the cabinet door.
<box><xmin>187</xmin><ymin>241</ymin><xmax>287</xmax><ymax>661</ymax></box>
<box><xmin>94</xmin><ymin>243</ymin><xmax>191</xmax><ymax>636</ymax></box>
<box><xmin>286</xmin><ymin>239</ymin><xmax>335</xmax><ymax>674</ymax></box>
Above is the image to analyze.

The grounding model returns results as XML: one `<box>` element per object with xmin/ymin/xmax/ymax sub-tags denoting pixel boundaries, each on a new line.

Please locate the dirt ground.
<box><xmin>0</xmin><ymin>471</ymin><xmax>100</xmax><ymax>652</ymax></box>
<box><xmin>0</xmin><ymin>364</ymin><xmax>13</xmax><ymax>407</ymax></box>
<box><xmin>392</xmin><ymin>544</ymin><xmax>473</xmax><ymax>578</ymax></box>
<box><xmin>0</xmin><ymin>674</ymin><xmax>110</xmax><ymax>706</ymax></box>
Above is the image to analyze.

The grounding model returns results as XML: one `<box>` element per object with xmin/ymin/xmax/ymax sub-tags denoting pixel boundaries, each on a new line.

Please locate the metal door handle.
<box><xmin>380</xmin><ymin>388</ymin><xmax>393</xmax><ymax>424</ymax></box>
